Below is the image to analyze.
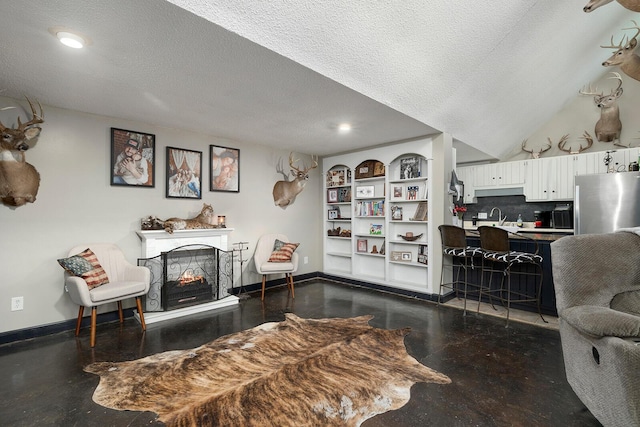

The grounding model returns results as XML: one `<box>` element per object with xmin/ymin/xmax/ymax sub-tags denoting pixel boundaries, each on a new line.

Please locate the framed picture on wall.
<box><xmin>110</xmin><ymin>127</ymin><xmax>155</xmax><ymax>187</ymax></box>
<box><xmin>210</xmin><ymin>145</ymin><xmax>240</xmax><ymax>192</ymax></box>
<box><xmin>166</xmin><ymin>147</ymin><xmax>202</xmax><ymax>199</ymax></box>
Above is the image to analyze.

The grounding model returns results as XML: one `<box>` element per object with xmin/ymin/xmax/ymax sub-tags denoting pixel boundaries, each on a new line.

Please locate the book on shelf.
<box><xmin>399</xmin><ymin>156</ymin><xmax>421</xmax><ymax>179</ymax></box>
<box><xmin>355</xmin><ymin>200</ymin><xmax>385</xmax><ymax>216</ymax></box>
<box><xmin>418</xmin><ymin>244</ymin><xmax>428</xmax><ymax>264</ymax></box>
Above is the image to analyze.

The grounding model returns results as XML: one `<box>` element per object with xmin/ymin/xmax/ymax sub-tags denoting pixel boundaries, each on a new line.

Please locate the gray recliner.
<box><xmin>551</xmin><ymin>231</ymin><xmax>640</xmax><ymax>427</ymax></box>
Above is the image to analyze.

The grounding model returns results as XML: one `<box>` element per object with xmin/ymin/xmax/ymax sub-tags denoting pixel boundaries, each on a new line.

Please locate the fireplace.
<box><xmin>138</xmin><ymin>245</ymin><xmax>232</xmax><ymax>312</ymax></box>
<box><xmin>136</xmin><ymin>228</ymin><xmax>238</xmax><ymax>323</ymax></box>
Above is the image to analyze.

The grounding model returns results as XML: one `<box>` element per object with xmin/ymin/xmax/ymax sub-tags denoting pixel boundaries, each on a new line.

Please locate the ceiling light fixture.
<box><xmin>338</xmin><ymin>123</ymin><xmax>352</xmax><ymax>133</ymax></box>
<box><xmin>57</xmin><ymin>31</ymin><xmax>85</xmax><ymax>48</ymax></box>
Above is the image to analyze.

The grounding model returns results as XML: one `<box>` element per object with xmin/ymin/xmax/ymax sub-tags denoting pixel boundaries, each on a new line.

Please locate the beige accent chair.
<box><xmin>551</xmin><ymin>231</ymin><xmax>640</xmax><ymax>427</ymax></box>
<box><xmin>64</xmin><ymin>243</ymin><xmax>150</xmax><ymax>347</ymax></box>
<box><xmin>254</xmin><ymin>234</ymin><xmax>298</xmax><ymax>300</ymax></box>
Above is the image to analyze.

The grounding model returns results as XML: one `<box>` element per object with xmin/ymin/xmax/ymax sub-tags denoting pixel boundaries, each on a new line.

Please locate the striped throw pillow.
<box><xmin>268</xmin><ymin>242</ymin><xmax>300</xmax><ymax>262</ymax></box>
<box><xmin>58</xmin><ymin>248</ymin><xmax>110</xmax><ymax>289</ymax></box>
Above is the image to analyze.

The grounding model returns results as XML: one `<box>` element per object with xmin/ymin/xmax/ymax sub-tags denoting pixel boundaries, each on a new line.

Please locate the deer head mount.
<box><xmin>272</xmin><ymin>153</ymin><xmax>318</xmax><ymax>209</ymax></box>
<box><xmin>558</xmin><ymin>132</ymin><xmax>594</xmax><ymax>155</ymax></box>
<box><xmin>601</xmin><ymin>21</ymin><xmax>640</xmax><ymax>82</ymax></box>
<box><xmin>584</xmin><ymin>0</ymin><xmax>640</xmax><ymax>12</ymax></box>
<box><xmin>579</xmin><ymin>72</ymin><xmax>623</xmax><ymax>143</ymax></box>
<box><xmin>0</xmin><ymin>98</ymin><xmax>44</xmax><ymax>207</ymax></box>
<box><xmin>521</xmin><ymin>139</ymin><xmax>551</xmax><ymax>159</ymax></box>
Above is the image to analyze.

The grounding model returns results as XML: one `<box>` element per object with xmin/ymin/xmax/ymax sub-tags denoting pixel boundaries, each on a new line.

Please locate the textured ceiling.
<box><xmin>0</xmin><ymin>1</ymin><xmax>636</xmax><ymax>161</ymax></box>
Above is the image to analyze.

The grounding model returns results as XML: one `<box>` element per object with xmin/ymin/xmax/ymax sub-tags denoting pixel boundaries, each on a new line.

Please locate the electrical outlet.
<box><xmin>303</xmin><ymin>256</ymin><xmax>309</xmax><ymax>264</ymax></box>
<box><xmin>478</xmin><ymin>212</ymin><xmax>488</xmax><ymax>219</ymax></box>
<box><xmin>11</xmin><ymin>296</ymin><xmax>24</xmax><ymax>311</ymax></box>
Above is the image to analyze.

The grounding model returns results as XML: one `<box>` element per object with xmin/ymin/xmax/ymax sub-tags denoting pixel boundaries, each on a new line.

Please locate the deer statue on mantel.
<box><xmin>0</xmin><ymin>98</ymin><xmax>44</xmax><ymax>207</ymax></box>
<box><xmin>601</xmin><ymin>21</ymin><xmax>640</xmax><ymax>82</ymax></box>
<box><xmin>272</xmin><ymin>153</ymin><xmax>318</xmax><ymax>209</ymax></box>
<box><xmin>579</xmin><ymin>72</ymin><xmax>624</xmax><ymax>144</ymax></box>
<box><xmin>584</xmin><ymin>0</ymin><xmax>640</xmax><ymax>12</ymax></box>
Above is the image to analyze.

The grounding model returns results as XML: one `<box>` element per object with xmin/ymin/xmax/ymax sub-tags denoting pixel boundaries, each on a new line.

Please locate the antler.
<box><xmin>521</xmin><ymin>139</ymin><xmax>551</xmax><ymax>159</ymax></box>
<box><xmin>601</xmin><ymin>20</ymin><xmax>640</xmax><ymax>49</ymax></box>
<box><xmin>608</xmin><ymin>71</ymin><xmax>623</xmax><ymax>93</ymax></box>
<box><xmin>579</xmin><ymin>82</ymin><xmax>602</xmax><ymax>97</ymax></box>
<box><xmin>558</xmin><ymin>133</ymin><xmax>592</xmax><ymax>154</ymax></box>
<box><xmin>17</xmin><ymin>98</ymin><xmax>44</xmax><ymax>130</ymax></box>
<box><xmin>289</xmin><ymin>152</ymin><xmax>319</xmax><ymax>173</ymax></box>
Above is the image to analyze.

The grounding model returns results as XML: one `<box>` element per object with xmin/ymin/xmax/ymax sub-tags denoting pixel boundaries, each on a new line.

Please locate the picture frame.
<box><xmin>391</xmin><ymin>205</ymin><xmax>403</xmax><ymax>220</ymax></box>
<box><xmin>401</xmin><ymin>252</ymin><xmax>412</xmax><ymax>262</ymax></box>
<box><xmin>391</xmin><ymin>185</ymin><xmax>404</xmax><ymax>201</ymax></box>
<box><xmin>327</xmin><ymin>168</ymin><xmax>346</xmax><ymax>187</ymax></box>
<box><xmin>406</xmin><ymin>185</ymin><xmax>419</xmax><ymax>200</ymax></box>
<box><xmin>110</xmin><ymin>127</ymin><xmax>155</xmax><ymax>187</ymax></box>
<box><xmin>327</xmin><ymin>188</ymin><xmax>339</xmax><ymax>203</ymax></box>
<box><xmin>357</xmin><ymin>239</ymin><xmax>368</xmax><ymax>253</ymax></box>
<box><xmin>338</xmin><ymin>187</ymin><xmax>352</xmax><ymax>203</ymax></box>
<box><xmin>328</xmin><ymin>206</ymin><xmax>340</xmax><ymax>219</ymax></box>
<box><xmin>399</xmin><ymin>156</ymin><xmax>421</xmax><ymax>179</ymax></box>
<box><xmin>166</xmin><ymin>147</ymin><xmax>202</xmax><ymax>199</ymax></box>
<box><xmin>356</xmin><ymin>185</ymin><xmax>375</xmax><ymax>198</ymax></box>
<box><xmin>210</xmin><ymin>145</ymin><xmax>239</xmax><ymax>192</ymax></box>
<box><xmin>369</xmin><ymin>223</ymin><xmax>383</xmax><ymax>235</ymax></box>
<box><xmin>418</xmin><ymin>244</ymin><xmax>428</xmax><ymax>265</ymax></box>
<box><xmin>411</xmin><ymin>201</ymin><xmax>428</xmax><ymax>221</ymax></box>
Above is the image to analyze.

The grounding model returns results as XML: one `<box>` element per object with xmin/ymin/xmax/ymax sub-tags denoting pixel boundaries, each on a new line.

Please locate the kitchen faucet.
<box><xmin>490</xmin><ymin>207</ymin><xmax>507</xmax><ymax>226</ymax></box>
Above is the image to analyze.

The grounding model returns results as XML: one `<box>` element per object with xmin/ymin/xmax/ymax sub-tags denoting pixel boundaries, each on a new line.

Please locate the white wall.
<box><xmin>0</xmin><ymin>97</ymin><xmax>321</xmax><ymax>334</ymax></box>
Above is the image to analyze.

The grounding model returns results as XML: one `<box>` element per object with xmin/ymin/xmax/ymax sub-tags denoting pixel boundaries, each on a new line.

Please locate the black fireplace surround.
<box><xmin>138</xmin><ymin>245</ymin><xmax>233</xmax><ymax>311</ymax></box>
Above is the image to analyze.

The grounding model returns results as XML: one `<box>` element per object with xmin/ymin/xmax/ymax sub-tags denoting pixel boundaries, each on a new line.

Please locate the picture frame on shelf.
<box><xmin>369</xmin><ymin>223</ymin><xmax>383</xmax><ymax>235</ymax></box>
<box><xmin>327</xmin><ymin>168</ymin><xmax>346</xmax><ymax>187</ymax></box>
<box><xmin>402</xmin><ymin>252</ymin><xmax>412</xmax><ymax>262</ymax></box>
<box><xmin>391</xmin><ymin>205</ymin><xmax>403</xmax><ymax>220</ymax></box>
<box><xmin>399</xmin><ymin>156</ymin><xmax>421</xmax><ymax>179</ymax></box>
<box><xmin>356</xmin><ymin>185</ymin><xmax>375</xmax><ymax>198</ymax></box>
<box><xmin>338</xmin><ymin>187</ymin><xmax>351</xmax><ymax>202</ymax></box>
<box><xmin>357</xmin><ymin>239</ymin><xmax>368</xmax><ymax>253</ymax></box>
<box><xmin>390</xmin><ymin>251</ymin><xmax>412</xmax><ymax>262</ymax></box>
<box><xmin>327</xmin><ymin>188</ymin><xmax>339</xmax><ymax>203</ymax></box>
<box><xmin>328</xmin><ymin>206</ymin><xmax>340</xmax><ymax>219</ymax></box>
<box><xmin>411</xmin><ymin>201</ymin><xmax>428</xmax><ymax>221</ymax></box>
<box><xmin>406</xmin><ymin>185</ymin><xmax>419</xmax><ymax>200</ymax></box>
<box><xmin>391</xmin><ymin>185</ymin><xmax>404</xmax><ymax>200</ymax></box>
<box><xmin>418</xmin><ymin>244</ymin><xmax>428</xmax><ymax>265</ymax></box>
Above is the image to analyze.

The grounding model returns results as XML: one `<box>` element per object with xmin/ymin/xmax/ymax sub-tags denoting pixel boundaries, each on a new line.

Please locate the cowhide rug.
<box><xmin>84</xmin><ymin>314</ymin><xmax>450</xmax><ymax>426</ymax></box>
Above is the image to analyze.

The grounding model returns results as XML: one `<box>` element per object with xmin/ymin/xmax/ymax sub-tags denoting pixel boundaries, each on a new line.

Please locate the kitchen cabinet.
<box><xmin>524</xmin><ymin>156</ymin><xmax>575</xmax><ymax>201</ymax></box>
<box><xmin>472</xmin><ymin>161</ymin><xmax>526</xmax><ymax>188</ymax></box>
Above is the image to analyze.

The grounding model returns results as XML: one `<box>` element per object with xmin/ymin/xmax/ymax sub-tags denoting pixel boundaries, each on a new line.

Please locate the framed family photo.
<box><xmin>166</xmin><ymin>147</ymin><xmax>202</xmax><ymax>199</ymax></box>
<box><xmin>110</xmin><ymin>127</ymin><xmax>155</xmax><ymax>187</ymax></box>
<box><xmin>210</xmin><ymin>145</ymin><xmax>240</xmax><ymax>192</ymax></box>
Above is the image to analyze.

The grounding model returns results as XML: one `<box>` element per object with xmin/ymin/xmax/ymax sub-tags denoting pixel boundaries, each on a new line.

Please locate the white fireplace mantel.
<box><xmin>136</xmin><ymin>228</ymin><xmax>234</xmax><ymax>258</ymax></box>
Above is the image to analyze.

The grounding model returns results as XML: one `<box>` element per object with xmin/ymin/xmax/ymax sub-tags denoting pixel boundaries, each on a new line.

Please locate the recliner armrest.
<box><xmin>562</xmin><ymin>305</ymin><xmax>640</xmax><ymax>338</ymax></box>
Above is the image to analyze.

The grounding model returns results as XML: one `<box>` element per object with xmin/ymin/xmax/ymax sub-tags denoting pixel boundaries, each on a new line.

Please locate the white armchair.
<box><xmin>63</xmin><ymin>243</ymin><xmax>150</xmax><ymax>347</ymax></box>
<box><xmin>254</xmin><ymin>234</ymin><xmax>299</xmax><ymax>300</ymax></box>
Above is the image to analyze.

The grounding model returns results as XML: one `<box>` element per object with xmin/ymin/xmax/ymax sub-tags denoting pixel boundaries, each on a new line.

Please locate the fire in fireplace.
<box><xmin>138</xmin><ymin>245</ymin><xmax>233</xmax><ymax>312</ymax></box>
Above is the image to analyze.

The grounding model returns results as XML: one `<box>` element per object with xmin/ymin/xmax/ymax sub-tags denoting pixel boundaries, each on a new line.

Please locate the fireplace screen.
<box><xmin>138</xmin><ymin>245</ymin><xmax>233</xmax><ymax>312</ymax></box>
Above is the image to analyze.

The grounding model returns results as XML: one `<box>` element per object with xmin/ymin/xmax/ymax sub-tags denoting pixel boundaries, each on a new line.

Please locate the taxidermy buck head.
<box><xmin>521</xmin><ymin>139</ymin><xmax>551</xmax><ymax>159</ymax></box>
<box><xmin>0</xmin><ymin>98</ymin><xmax>44</xmax><ymax>207</ymax></box>
<box><xmin>272</xmin><ymin>153</ymin><xmax>318</xmax><ymax>209</ymax></box>
<box><xmin>601</xmin><ymin>21</ymin><xmax>640</xmax><ymax>82</ymax></box>
<box><xmin>579</xmin><ymin>72</ymin><xmax>623</xmax><ymax>143</ymax></box>
<box><xmin>584</xmin><ymin>0</ymin><xmax>640</xmax><ymax>12</ymax></box>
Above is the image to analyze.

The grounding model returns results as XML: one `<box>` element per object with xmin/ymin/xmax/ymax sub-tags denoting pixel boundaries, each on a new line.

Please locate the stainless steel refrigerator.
<box><xmin>574</xmin><ymin>172</ymin><xmax>640</xmax><ymax>234</ymax></box>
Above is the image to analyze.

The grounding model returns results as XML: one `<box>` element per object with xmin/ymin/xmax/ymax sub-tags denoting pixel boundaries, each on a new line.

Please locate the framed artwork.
<box><xmin>327</xmin><ymin>189</ymin><xmax>339</xmax><ymax>203</ymax></box>
<box><xmin>327</xmin><ymin>168</ymin><xmax>346</xmax><ymax>187</ymax></box>
<box><xmin>110</xmin><ymin>127</ymin><xmax>155</xmax><ymax>187</ymax></box>
<box><xmin>357</xmin><ymin>239</ymin><xmax>368</xmax><ymax>253</ymax></box>
<box><xmin>210</xmin><ymin>145</ymin><xmax>240</xmax><ymax>192</ymax></box>
<box><xmin>411</xmin><ymin>201</ymin><xmax>428</xmax><ymax>221</ymax></box>
<box><xmin>369</xmin><ymin>224</ymin><xmax>383</xmax><ymax>235</ymax></box>
<box><xmin>166</xmin><ymin>147</ymin><xmax>202</xmax><ymax>199</ymax></box>
<box><xmin>356</xmin><ymin>185</ymin><xmax>375</xmax><ymax>198</ymax></box>
<box><xmin>328</xmin><ymin>206</ymin><xmax>340</xmax><ymax>219</ymax></box>
<box><xmin>391</xmin><ymin>185</ymin><xmax>404</xmax><ymax>200</ymax></box>
<box><xmin>400</xmin><ymin>156</ymin><xmax>421</xmax><ymax>179</ymax></box>
<box><xmin>391</xmin><ymin>205</ymin><xmax>403</xmax><ymax>220</ymax></box>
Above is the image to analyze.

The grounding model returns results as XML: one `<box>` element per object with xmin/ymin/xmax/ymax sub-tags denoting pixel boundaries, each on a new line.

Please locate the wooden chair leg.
<box><xmin>117</xmin><ymin>301</ymin><xmax>124</xmax><ymax>323</ymax></box>
<box><xmin>289</xmin><ymin>274</ymin><xmax>295</xmax><ymax>299</ymax></box>
<box><xmin>90</xmin><ymin>307</ymin><xmax>97</xmax><ymax>348</ymax></box>
<box><xmin>75</xmin><ymin>306</ymin><xmax>84</xmax><ymax>336</ymax></box>
<box><xmin>135</xmin><ymin>297</ymin><xmax>147</xmax><ymax>331</ymax></box>
<box><xmin>261</xmin><ymin>275</ymin><xmax>267</xmax><ymax>301</ymax></box>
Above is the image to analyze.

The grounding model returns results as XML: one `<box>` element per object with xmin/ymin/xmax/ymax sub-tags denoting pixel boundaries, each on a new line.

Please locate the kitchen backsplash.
<box><xmin>456</xmin><ymin>195</ymin><xmax>571</xmax><ymax>223</ymax></box>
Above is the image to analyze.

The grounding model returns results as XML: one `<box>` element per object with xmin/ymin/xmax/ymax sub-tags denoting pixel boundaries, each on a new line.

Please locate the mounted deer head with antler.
<box><xmin>0</xmin><ymin>98</ymin><xmax>44</xmax><ymax>207</ymax></box>
<box><xmin>558</xmin><ymin>132</ymin><xmax>594</xmax><ymax>155</ymax></box>
<box><xmin>272</xmin><ymin>153</ymin><xmax>318</xmax><ymax>209</ymax></box>
<box><xmin>584</xmin><ymin>0</ymin><xmax>640</xmax><ymax>12</ymax></box>
<box><xmin>579</xmin><ymin>72</ymin><xmax>623</xmax><ymax>143</ymax></box>
<box><xmin>521</xmin><ymin>139</ymin><xmax>552</xmax><ymax>159</ymax></box>
<box><xmin>601</xmin><ymin>21</ymin><xmax>640</xmax><ymax>82</ymax></box>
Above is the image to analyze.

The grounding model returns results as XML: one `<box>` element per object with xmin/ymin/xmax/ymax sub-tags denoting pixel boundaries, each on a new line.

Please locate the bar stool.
<box><xmin>477</xmin><ymin>226</ymin><xmax>546</xmax><ymax>326</ymax></box>
<box><xmin>437</xmin><ymin>224</ymin><xmax>483</xmax><ymax>315</ymax></box>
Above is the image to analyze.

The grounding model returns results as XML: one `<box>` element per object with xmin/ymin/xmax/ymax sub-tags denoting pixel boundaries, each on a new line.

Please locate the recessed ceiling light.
<box><xmin>338</xmin><ymin>123</ymin><xmax>352</xmax><ymax>133</ymax></box>
<box><xmin>57</xmin><ymin>31</ymin><xmax>85</xmax><ymax>48</ymax></box>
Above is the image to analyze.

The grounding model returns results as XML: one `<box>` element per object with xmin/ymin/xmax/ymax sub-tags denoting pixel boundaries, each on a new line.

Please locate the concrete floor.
<box><xmin>0</xmin><ymin>280</ymin><xmax>600</xmax><ymax>426</ymax></box>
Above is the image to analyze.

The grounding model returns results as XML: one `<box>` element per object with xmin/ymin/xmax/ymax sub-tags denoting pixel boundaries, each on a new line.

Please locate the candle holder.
<box><xmin>217</xmin><ymin>215</ymin><xmax>226</xmax><ymax>228</ymax></box>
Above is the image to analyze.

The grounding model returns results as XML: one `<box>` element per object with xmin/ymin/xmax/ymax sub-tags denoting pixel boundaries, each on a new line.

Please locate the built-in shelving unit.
<box><xmin>322</xmin><ymin>137</ymin><xmax>437</xmax><ymax>294</ymax></box>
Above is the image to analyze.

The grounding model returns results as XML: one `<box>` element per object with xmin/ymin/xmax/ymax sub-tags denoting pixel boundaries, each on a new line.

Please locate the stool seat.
<box><xmin>443</xmin><ymin>246</ymin><xmax>485</xmax><ymax>258</ymax></box>
<box><xmin>482</xmin><ymin>250</ymin><xmax>543</xmax><ymax>264</ymax></box>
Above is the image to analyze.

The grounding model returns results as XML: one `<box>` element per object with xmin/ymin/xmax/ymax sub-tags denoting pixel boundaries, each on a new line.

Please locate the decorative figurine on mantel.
<box><xmin>141</xmin><ymin>203</ymin><xmax>221</xmax><ymax>233</ymax></box>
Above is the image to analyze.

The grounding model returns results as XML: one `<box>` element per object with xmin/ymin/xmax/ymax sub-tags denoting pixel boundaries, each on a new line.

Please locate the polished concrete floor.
<box><xmin>0</xmin><ymin>280</ymin><xmax>601</xmax><ymax>426</ymax></box>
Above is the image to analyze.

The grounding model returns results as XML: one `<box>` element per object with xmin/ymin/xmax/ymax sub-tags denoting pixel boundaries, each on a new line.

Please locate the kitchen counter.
<box><xmin>463</xmin><ymin>227</ymin><xmax>572</xmax><ymax>242</ymax></box>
